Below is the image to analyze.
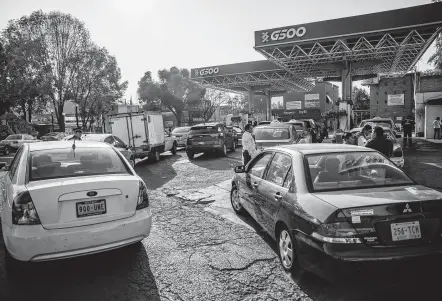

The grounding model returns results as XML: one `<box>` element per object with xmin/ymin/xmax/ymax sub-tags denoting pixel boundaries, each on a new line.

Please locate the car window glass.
<box><xmin>113</xmin><ymin>136</ymin><xmax>126</xmax><ymax>148</ymax></box>
<box><xmin>249</xmin><ymin>153</ymin><xmax>273</xmax><ymax>178</ymax></box>
<box><xmin>9</xmin><ymin>146</ymin><xmax>24</xmax><ymax>180</ymax></box>
<box><xmin>265</xmin><ymin>153</ymin><xmax>292</xmax><ymax>186</ymax></box>
<box><xmin>283</xmin><ymin>166</ymin><xmax>293</xmax><ymax>189</ymax></box>
<box><xmin>104</xmin><ymin>136</ymin><xmax>114</xmax><ymax>144</ymax></box>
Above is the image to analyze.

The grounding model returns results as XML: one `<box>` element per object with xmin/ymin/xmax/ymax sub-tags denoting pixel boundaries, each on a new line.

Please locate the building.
<box><xmin>271</xmin><ymin>82</ymin><xmax>339</xmax><ymax>121</ymax></box>
<box><xmin>415</xmin><ymin>72</ymin><xmax>442</xmax><ymax>138</ymax></box>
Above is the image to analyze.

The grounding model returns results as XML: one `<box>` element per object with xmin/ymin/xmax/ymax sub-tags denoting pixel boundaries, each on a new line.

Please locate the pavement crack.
<box><xmin>208</xmin><ymin>258</ymin><xmax>274</xmax><ymax>272</ymax></box>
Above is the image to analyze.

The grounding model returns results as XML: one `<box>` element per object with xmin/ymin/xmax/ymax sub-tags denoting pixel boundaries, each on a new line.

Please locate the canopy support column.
<box><xmin>265</xmin><ymin>90</ymin><xmax>272</xmax><ymax>121</ymax></box>
<box><xmin>340</xmin><ymin>60</ymin><xmax>353</xmax><ymax>130</ymax></box>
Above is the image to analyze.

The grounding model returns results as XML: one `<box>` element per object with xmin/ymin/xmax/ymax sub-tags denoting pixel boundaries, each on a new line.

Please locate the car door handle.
<box><xmin>274</xmin><ymin>192</ymin><xmax>283</xmax><ymax>201</ymax></box>
<box><xmin>252</xmin><ymin>182</ymin><xmax>259</xmax><ymax>188</ymax></box>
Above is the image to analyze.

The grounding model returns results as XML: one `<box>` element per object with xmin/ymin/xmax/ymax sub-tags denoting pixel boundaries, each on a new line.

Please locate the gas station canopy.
<box><xmin>191</xmin><ymin>3</ymin><xmax>442</xmax><ymax>93</ymax></box>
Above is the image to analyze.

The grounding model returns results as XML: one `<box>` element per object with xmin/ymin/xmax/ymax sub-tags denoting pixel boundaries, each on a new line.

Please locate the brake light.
<box><xmin>136</xmin><ymin>181</ymin><xmax>149</xmax><ymax>210</ymax></box>
<box><xmin>12</xmin><ymin>191</ymin><xmax>41</xmax><ymax>225</ymax></box>
<box><xmin>312</xmin><ymin>215</ymin><xmax>362</xmax><ymax>244</ymax></box>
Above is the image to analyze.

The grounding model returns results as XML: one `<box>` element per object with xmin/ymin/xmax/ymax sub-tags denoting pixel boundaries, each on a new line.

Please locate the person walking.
<box><xmin>401</xmin><ymin>115</ymin><xmax>414</xmax><ymax>147</ymax></box>
<box><xmin>242</xmin><ymin>124</ymin><xmax>256</xmax><ymax>166</ymax></box>
<box><xmin>365</xmin><ymin>126</ymin><xmax>393</xmax><ymax>158</ymax></box>
<box><xmin>432</xmin><ymin>117</ymin><xmax>441</xmax><ymax>140</ymax></box>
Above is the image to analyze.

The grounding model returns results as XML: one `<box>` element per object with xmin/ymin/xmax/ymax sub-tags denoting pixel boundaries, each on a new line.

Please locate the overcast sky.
<box><xmin>0</xmin><ymin>0</ymin><xmax>436</xmax><ymax>102</ymax></box>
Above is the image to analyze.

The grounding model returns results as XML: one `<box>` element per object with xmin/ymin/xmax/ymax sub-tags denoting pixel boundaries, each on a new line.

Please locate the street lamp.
<box><xmin>75</xmin><ymin>104</ymin><xmax>79</xmax><ymax>128</ymax></box>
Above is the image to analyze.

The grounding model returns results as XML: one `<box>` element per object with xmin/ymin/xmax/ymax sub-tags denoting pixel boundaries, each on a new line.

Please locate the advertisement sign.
<box><xmin>305</xmin><ymin>93</ymin><xmax>320</xmax><ymax>101</ymax></box>
<box><xmin>387</xmin><ymin>94</ymin><xmax>404</xmax><ymax>106</ymax></box>
<box><xmin>285</xmin><ymin>101</ymin><xmax>301</xmax><ymax>110</ymax></box>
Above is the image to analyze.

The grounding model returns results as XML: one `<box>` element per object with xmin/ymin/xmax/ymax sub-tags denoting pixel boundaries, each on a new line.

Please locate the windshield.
<box><xmin>29</xmin><ymin>147</ymin><xmax>130</xmax><ymax>181</ymax></box>
<box><xmin>172</xmin><ymin>127</ymin><xmax>191</xmax><ymax>134</ymax></box>
<box><xmin>305</xmin><ymin>151</ymin><xmax>413</xmax><ymax>192</ymax></box>
<box><xmin>254</xmin><ymin>127</ymin><xmax>291</xmax><ymax>140</ymax></box>
<box><xmin>189</xmin><ymin>125</ymin><xmax>221</xmax><ymax>134</ymax></box>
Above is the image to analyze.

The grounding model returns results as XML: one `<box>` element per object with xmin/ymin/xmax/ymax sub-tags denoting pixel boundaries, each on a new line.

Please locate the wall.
<box><xmin>368</xmin><ymin>74</ymin><xmax>414</xmax><ymax>122</ymax></box>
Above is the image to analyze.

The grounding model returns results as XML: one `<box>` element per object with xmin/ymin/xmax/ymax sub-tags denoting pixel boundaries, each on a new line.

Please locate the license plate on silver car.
<box><xmin>391</xmin><ymin>221</ymin><xmax>421</xmax><ymax>241</ymax></box>
<box><xmin>76</xmin><ymin>199</ymin><xmax>106</xmax><ymax>218</ymax></box>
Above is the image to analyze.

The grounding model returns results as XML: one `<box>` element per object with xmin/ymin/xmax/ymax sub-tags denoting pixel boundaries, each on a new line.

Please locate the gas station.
<box><xmin>191</xmin><ymin>2</ymin><xmax>442</xmax><ymax>129</ymax></box>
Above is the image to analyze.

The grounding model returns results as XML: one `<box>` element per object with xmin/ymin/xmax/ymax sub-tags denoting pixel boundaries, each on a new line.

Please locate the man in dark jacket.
<box><xmin>365</xmin><ymin>126</ymin><xmax>393</xmax><ymax>158</ymax></box>
<box><xmin>401</xmin><ymin>115</ymin><xmax>414</xmax><ymax>147</ymax></box>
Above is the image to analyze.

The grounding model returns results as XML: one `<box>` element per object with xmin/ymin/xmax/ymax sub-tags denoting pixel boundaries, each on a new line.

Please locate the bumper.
<box><xmin>295</xmin><ymin>232</ymin><xmax>442</xmax><ymax>282</ymax></box>
<box><xmin>177</xmin><ymin>141</ymin><xmax>187</xmax><ymax>147</ymax></box>
<box><xmin>391</xmin><ymin>157</ymin><xmax>404</xmax><ymax>168</ymax></box>
<box><xmin>186</xmin><ymin>144</ymin><xmax>223</xmax><ymax>153</ymax></box>
<box><xmin>2</xmin><ymin>208</ymin><xmax>152</xmax><ymax>262</ymax></box>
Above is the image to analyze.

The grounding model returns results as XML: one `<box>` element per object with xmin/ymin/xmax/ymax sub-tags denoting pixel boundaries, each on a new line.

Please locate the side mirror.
<box><xmin>234</xmin><ymin>165</ymin><xmax>245</xmax><ymax>173</ymax></box>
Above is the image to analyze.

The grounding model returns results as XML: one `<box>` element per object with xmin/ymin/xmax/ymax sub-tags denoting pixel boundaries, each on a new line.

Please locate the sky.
<box><xmin>0</xmin><ymin>0</ymin><xmax>437</xmax><ymax>103</ymax></box>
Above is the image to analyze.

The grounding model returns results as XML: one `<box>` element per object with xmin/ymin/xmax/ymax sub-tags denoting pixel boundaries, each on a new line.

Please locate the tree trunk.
<box><xmin>57</xmin><ymin>106</ymin><xmax>65</xmax><ymax>132</ymax></box>
<box><xmin>21</xmin><ymin>104</ymin><xmax>26</xmax><ymax>120</ymax></box>
<box><xmin>27</xmin><ymin>105</ymin><xmax>32</xmax><ymax>123</ymax></box>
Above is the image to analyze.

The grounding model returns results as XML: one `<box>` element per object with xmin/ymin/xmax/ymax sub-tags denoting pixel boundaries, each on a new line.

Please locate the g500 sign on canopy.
<box><xmin>194</xmin><ymin>67</ymin><xmax>220</xmax><ymax>77</ymax></box>
<box><xmin>261</xmin><ymin>27</ymin><xmax>307</xmax><ymax>43</ymax></box>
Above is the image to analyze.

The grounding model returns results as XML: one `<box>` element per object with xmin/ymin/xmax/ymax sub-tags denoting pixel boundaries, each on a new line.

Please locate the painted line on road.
<box><xmin>422</xmin><ymin>163</ymin><xmax>442</xmax><ymax>169</ymax></box>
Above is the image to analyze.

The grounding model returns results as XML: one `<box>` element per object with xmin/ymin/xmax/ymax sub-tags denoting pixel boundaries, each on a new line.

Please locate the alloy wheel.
<box><xmin>279</xmin><ymin>229</ymin><xmax>294</xmax><ymax>270</ymax></box>
<box><xmin>231</xmin><ymin>187</ymin><xmax>241</xmax><ymax>212</ymax></box>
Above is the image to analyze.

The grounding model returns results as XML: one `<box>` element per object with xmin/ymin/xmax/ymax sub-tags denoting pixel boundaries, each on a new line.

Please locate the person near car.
<box><xmin>242</xmin><ymin>124</ymin><xmax>256</xmax><ymax>166</ymax></box>
<box><xmin>68</xmin><ymin>128</ymin><xmax>82</xmax><ymax>140</ymax></box>
<box><xmin>343</xmin><ymin>132</ymin><xmax>358</xmax><ymax>145</ymax></box>
<box><xmin>432</xmin><ymin>117</ymin><xmax>441</xmax><ymax>140</ymax></box>
<box><xmin>365</xmin><ymin>126</ymin><xmax>393</xmax><ymax>158</ymax></box>
<box><xmin>354</xmin><ymin>124</ymin><xmax>372</xmax><ymax>146</ymax></box>
<box><xmin>401</xmin><ymin>115</ymin><xmax>414</xmax><ymax>146</ymax></box>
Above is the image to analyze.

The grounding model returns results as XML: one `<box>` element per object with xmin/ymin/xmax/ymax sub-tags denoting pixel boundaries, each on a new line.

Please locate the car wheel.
<box><xmin>230</xmin><ymin>141</ymin><xmax>236</xmax><ymax>152</ymax></box>
<box><xmin>277</xmin><ymin>225</ymin><xmax>298</xmax><ymax>273</ymax></box>
<box><xmin>4</xmin><ymin>146</ymin><xmax>10</xmax><ymax>155</ymax></box>
<box><xmin>129</xmin><ymin>157</ymin><xmax>136</xmax><ymax>168</ymax></box>
<box><xmin>230</xmin><ymin>184</ymin><xmax>245</xmax><ymax>214</ymax></box>
<box><xmin>221</xmin><ymin>144</ymin><xmax>227</xmax><ymax>157</ymax></box>
<box><xmin>187</xmin><ymin>151</ymin><xmax>194</xmax><ymax>160</ymax></box>
<box><xmin>171</xmin><ymin>144</ymin><xmax>177</xmax><ymax>155</ymax></box>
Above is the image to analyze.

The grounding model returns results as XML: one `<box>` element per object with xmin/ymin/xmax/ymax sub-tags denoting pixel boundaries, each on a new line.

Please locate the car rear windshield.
<box><xmin>189</xmin><ymin>126</ymin><xmax>220</xmax><ymax>134</ymax></box>
<box><xmin>254</xmin><ymin>128</ymin><xmax>291</xmax><ymax>140</ymax></box>
<box><xmin>6</xmin><ymin>135</ymin><xmax>21</xmax><ymax>140</ymax></box>
<box><xmin>29</xmin><ymin>147</ymin><xmax>130</xmax><ymax>181</ymax></box>
<box><xmin>172</xmin><ymin>127</ymin><xmax>191</xmax><ymax>134</ymax></box>
<box><xmin>305</xmin><ymin>151</ymin><xmax>413</xmax><ymax>192</ymax></box>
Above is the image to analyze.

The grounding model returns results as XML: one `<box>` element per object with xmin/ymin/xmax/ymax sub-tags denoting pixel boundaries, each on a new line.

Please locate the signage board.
<box><xmin>285</xmin><ymin>101</ymin><xmax>302</xmax><ymax>110</ymax></box>
<box><xmin>305</xmin><ymin>93</ymin><xmax>320</xmax><ymax>101</ymax></box>
<box><xmin>387</xmin><ymin>94</ymin><xmax>404</xmax><ymax>106</ymax></box>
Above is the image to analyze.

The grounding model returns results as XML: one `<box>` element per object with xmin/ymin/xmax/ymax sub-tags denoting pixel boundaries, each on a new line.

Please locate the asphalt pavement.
<box><xmin>1</xmin><ymin>143</ymin><xmax>442</xmax><ymax>300</ymax></box>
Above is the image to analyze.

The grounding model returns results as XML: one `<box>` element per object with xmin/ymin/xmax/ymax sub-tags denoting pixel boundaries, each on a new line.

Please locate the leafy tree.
<box><xmin>428</xmin><ymin>0</ymin><xmax>442</xmax><ymax>69</ymax></box>
<box><xmin>0</xmin><ymin>40</ymin><xmax>13</xmax><ymax>115</ymax></box>
<box><xmin>352</xmin><ymin>87</ymin><xmax>370</xmax><ymax>110</ymax></box>
<box><xmin>192</xmin><ymin>89</ymin><xmax>229</xmax><ymax>122</ymax></box>
<box><xmin>138</xmin><ymin>71</ymin><xmax>161</xmax><ymax>111</ymax></box>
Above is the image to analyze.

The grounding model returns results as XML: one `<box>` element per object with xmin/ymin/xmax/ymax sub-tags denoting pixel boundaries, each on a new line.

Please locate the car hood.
<box><xmin>313</xmin><ymin>185</ymin><xmax>442</xmax><ymax>209</ymax></box>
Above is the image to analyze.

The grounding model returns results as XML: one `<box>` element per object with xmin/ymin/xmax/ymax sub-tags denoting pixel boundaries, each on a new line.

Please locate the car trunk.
<box><xmin>256</xmin><ymin>140</ymin><xmax>292</xmax><ymax>149</ymax></box>
<box><xmin>314</xmin><ymin>185</ymin><xmax>442</xmax><ymax>247</ymax></box>
<box><xmin>188</xmin><ymin>127</ymin><xmax>221</xmax><ymax>146</ymax></box>
<box><xmin>26</xmin><ymin>175</ymin><xmax>140</xmax><ymax>230</ymax></box>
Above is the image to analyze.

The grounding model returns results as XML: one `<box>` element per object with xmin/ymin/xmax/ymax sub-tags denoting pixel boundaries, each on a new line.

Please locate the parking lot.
<box><xmin>1</xmin><ymin>140</ymin><xmax>442</xmax><ymax>301</ymax></box>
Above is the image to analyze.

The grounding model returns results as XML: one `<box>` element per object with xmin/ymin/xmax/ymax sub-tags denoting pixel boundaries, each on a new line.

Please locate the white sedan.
<box><xmin>1</xmin><ymin>141</ymin><xmax>151</xmax><ymax>273</ymax></box>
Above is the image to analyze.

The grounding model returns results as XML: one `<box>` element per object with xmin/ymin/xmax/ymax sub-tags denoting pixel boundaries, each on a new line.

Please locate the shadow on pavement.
<box><xmin>135</xmin><ymin>153</ymin><xmax>181</xmax><ymax>190</ymax></box>
<box><xmin>189</xmin><ymin>151</ymin><xmax>241</xmax><ymax>171</ymax></box>
<box><xmin>1</xmin><ymin>243</ymin><xmax>160</xmax><ymax>301</ymax></box>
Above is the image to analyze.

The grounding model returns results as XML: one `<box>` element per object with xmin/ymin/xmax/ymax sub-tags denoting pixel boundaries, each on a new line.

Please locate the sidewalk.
<box><xmin>415</xmin><ymin>137</ymin><xmax>442</xmax><ymax>144</ymax></box>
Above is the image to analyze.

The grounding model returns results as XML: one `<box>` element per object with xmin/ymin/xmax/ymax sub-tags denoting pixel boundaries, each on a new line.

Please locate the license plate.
<box><xmin>76</xmin><ymin>199</ymin><xmax>106</xmax><ymax>218</ymax></box>
<box><xmin>198</xmin><ymin>142</ymin><xmax>205</xmax><ymax>145</ymax></box>
<box><xmin>391</xmin><ymin>221</ymin><xmax>421</xmax><ymax>241</ymax></box>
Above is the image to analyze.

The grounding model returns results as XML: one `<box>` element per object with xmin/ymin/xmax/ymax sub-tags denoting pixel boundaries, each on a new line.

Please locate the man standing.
<box><xmin>365</xmin><ymin>126</ymin><xmax>393</xmax><ymax>158</ymax></box>
<box><xmin>433</xmin><ymin>117</ymin><xmax>441</xmax><ymax>140</ymax></box>
<box><xmin>68</xmin><ymin>128</ymin><xmax>83</xmax><ymax>140</ymax></box>
<box><xmin>401</xmin><ymin>115</ymin><xmax>414</xmax><ymax>147</ymax></box>
<box><xmin>242</xmin><ymin>124</ymin><xmax>256</xmax><ymax>166</ymax></box>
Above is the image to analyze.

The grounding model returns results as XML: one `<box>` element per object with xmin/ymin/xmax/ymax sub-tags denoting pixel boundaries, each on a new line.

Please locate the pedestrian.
<box><xmin>365</xmin><ymin>126</ymin><xmax>393</xmax><ymax>158</ymax></box>
<box><xmin>68</xmin><ymin>128</ymin><xmax>83</xmax><ymax>140</ymax></box>
<box><xmin>401</xmin><ymin>115</ymin><xmax>414</xmax><ymax>147</ymax></box>
<box><xmin>432</xmin><ymin>117</ymin><xmax>441</xmax><ymax>140</ymax></box>
<box><xmin>343</xmin><ymin>132</ymin><xmax>357</xmax><ymax>145</ymax></box>
<box><xmin>242</xmin><ymin>124</ymin><xmax>256</xmax><ymax>166</ymax></box>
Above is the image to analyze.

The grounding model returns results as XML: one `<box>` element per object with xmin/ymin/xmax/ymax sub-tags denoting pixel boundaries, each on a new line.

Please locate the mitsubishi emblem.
<box><xmin>403</xmin><ymin>203</ymin><xmax>412</xmax><ymax>213</ymax></box>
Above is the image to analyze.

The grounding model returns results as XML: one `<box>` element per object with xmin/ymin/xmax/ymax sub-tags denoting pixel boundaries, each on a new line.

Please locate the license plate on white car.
<box><xmin>391</xmin><ymin>221</ymin><xmax>421</xmax><ymax>241</ymax></box>
<box><xmin>76</xmin><ymin>199</ymin><xmax>106</xmax><ymax>218</ymax></box>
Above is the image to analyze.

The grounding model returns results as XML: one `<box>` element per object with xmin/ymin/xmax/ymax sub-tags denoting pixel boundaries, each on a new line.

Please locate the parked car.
<box><xmin>298</xmin><ymin>119</ymin><xmax>321</xmax><ymax>143</ymax></box>
<box><xmin>231</xmin><ymin>126</ymin><xmax>244</xmax><ymax>146</ymax></box>
<box><xmin>253</xmin><ymin>122</ymin><xmax>301</xmax><ymax>150</ymax></box>
<box><xmin>186</xmin><ymin>123</ymin><xmax>236</xmax><ymax>159</ymax></box>
<box><xmin>81</xmin><ymin>133</ymin><xmax>136</xmax><ymax>167</ymax></box>
<box><xmin>359</xmin><ymin>117</ymin><xmax>401</xmax><ymax>138</ymax></box>
<box><xmin>171</xmin><ymin>126</ymin><xmax>191</xmax><ymax>147</ymax></box>
<box><xmin>285</xmin><ymin>119</ymin><xmax>313</xmax><ymax>143</ymax></box>
<box><xmin>230</xmin><ymin>144</ymin><xmax>442</xmax><ymax>281</ymax></box>
<box><xmin>0</xmin><ymin>134</ymin><xmax>40</xmax><ymax>155</ymax></box>
<box><xmin>1</xmin><ymin>141</ymin><xmax>152</xmax><ymax>275</ymax></box>
<box><xmin>40</xmin><ymin>132</ymin><xmax>67</xmax><ymax>141</ymax></box>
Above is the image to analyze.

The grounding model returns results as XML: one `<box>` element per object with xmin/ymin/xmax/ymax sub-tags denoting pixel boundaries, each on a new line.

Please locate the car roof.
<box><xmin>271</xmin><ymin>143</ymin><xmax>370</xmax><ymax>155</ymax></box>
<box><xmin>81</xmin><ymin>134</ymin><xmax>111</xmax><ymax>141</ymax></box>
<box><xmin>29</xmin><ymin>141</ymin><xmax>111</xmax><ymax>151</ymax></box>
<box><xmin>191</xmin><ymin>123</ymin><xmax>221</xmax><ymax>128</ymax></box>
<box><xmin>254</xmin><ymin>123</ymin><xmax>291</xmax><ymax>129</ymax></box>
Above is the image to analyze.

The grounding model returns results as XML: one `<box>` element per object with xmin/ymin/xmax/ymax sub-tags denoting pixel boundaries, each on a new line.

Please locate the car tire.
<box><xmin>129</xmin><ymin>157</ymin><xmax>136</xmax><ymax>168</ymax></box>
<box><xmin>277</xmin><ymin>225</ymin><xmax>298</xmax><ymax>273</ymax></box>
<box><xmin>187</xmin><ymin>151</ymin><xmax>194</xmax><ymax>160</ymax></box>
<box><xmin>4</xmin><ymin>146</ymin><xmax>10</xmax><ymax>155</ymax></box>
<box><xmin>230</xmin><ymin>141</ymin><xmax>236</xmax><ymax>152</ymax></box>
<box><xmin>230</xmin><ymin>184</ymin><xmax>246</xmax><ymax>215</ymax></box>
<box><xmin>221</xmin><ymin>144</ymin><xmax>227</xmax><ymax>157</ymax></box>
<box><xmin>171</xmin><ymin>144</ymin><xmax>177</xmax><ymax>155</ymax></box>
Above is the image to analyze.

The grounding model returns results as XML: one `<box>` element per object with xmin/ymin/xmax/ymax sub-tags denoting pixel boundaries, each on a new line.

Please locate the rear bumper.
<box><xmin>2</xmin><ymin>208</ymin><xmax>152</xmax><ymax>262</ymax></box>
<box><xmin>295</xmin><ymin>231</ymin><xmax>442</xmax><ymax>282</ymax></box>
<box><xmin>186</xmin><ymin>144</ymin><xmax>223</xmax><ymax>153</ymax></box>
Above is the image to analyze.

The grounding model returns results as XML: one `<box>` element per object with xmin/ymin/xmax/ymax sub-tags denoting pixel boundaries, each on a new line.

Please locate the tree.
<box><xmin>138</xmin><ymin>71</ymin><xmax>161</xmax><ymax>111</ymax></box>
<box><xmin>428</xmin><ymin>0</ymin><xmax>442</xmax><ymax>69</ymax></box>
<box><xmin>193</xmin><ymin>88</ymin><xmax>229</xmax><ymax>122</ymax></box>
<box><xmin>352</xmin><ymin>87</ymin><xmax>370</xmax><ymax>110</ymax></box>
<box><xmin>0</xmin><ymin>40</ymin><xmax>13</xmax><ymax>115</ymax></box>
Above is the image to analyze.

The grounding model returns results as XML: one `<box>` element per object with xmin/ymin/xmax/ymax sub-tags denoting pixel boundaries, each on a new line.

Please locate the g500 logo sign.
<box><xmin>261</xmin><ymin>27</ymin><xmax>306</xmax><ymax>43</ymax></box>
<box><xmin>194</xmin><ymin>67</ymin><xmax>220</xmax><ymax>77</ymax></box>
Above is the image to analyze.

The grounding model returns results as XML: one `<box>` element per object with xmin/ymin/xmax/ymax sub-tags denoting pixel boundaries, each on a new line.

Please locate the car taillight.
<box><xmin>136</xmin><ymin>181</ymin><xmax>149</xmax><ymax>210</ymax></box>
<box><xmin>312</xmin><ymin>215</ymin><xmax>362</xmax><ymax>244</ymax></box>
<box><xmin>12</xmin><ymin>191</ymin><xmax>41</xmax><ymax>225</ymax></box>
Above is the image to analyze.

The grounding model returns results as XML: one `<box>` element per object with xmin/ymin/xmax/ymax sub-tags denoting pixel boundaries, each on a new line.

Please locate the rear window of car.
<box><xmin>172</xmin><ymin>127</ymin><xmax>191</xmax><ymax>134</ymax></box>
<box><xmin>29</xmin><ymin>147</ymin><xmax>130</xmax><ymax>181</ymax></box>
<box><xmin>189</xmin><ymin>126</ymin><xmax>221</xmax><ymax>134</ymax></box>
<box><xmin>254</xmin><ymin>127</ymin><xmax>291</xmax><ymax>140</ymax></box>
<box><xmin>6</xmin><ymin>135</ymin><xmax>21</xmax><ymax>140</ymax></box>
